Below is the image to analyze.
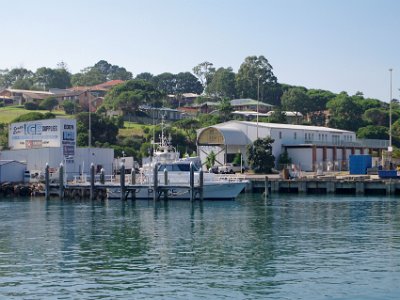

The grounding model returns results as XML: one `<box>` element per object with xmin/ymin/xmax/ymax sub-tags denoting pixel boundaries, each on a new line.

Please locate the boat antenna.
<box><xmin>160</xmin><ymin>115</ymin><xmax>165</xmax><ymax>146</ymax></box>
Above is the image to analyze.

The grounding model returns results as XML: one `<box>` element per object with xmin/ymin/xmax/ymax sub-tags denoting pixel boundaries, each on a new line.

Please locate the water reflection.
<box><xmin>0</xmin><ymin>195</ymin><xmax>399</xmax><ymax>299</ymax></box>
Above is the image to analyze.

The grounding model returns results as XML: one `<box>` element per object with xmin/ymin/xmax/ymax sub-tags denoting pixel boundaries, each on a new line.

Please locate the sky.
<box><xmin>1</xmin><ymin>0</ymin><xmax>400</xmax><ymax>102</ymax></box>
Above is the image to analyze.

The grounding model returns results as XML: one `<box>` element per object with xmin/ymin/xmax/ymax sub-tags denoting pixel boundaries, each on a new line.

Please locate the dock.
<box><xmin>244</xmin><ymin>173</ymin><xmax>400</xmax><ymax>196</ymax></box>
<box><xmin>44</xmin><ymin>163</ymin><xmax>400</xmax><ymax>200</ymax></box>
<box><xmin>46</xmin><ymin>162</ymin><xmax>206</xmax><ymax>201</ymax></box>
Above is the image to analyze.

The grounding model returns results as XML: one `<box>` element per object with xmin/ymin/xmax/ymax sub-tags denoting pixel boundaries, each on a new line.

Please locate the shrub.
<box><xmin>24</xmin><ymin>102</ymin><xmax>39</xmax><ymax>110</ymax></box>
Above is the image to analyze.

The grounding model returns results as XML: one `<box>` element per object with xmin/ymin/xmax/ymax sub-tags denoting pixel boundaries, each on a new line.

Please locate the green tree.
<box><xmin>205</xmin><ymin>151</ymin><xmax>217</xmax><ymax>170</ymax></box>
<box><xmin>354</xmin><ymin>96</ymin><xmax>383</xmax><ymax>112</ymax></box>
<box><xmin>0</xmin><ymin>123</ymin><xmax>8</xmax><ymax>149</ymax></box>
<box><xmin>62</xmin><ymin>100</ymin><xmax>79</xmax><ymax>115</ymax></box>
<box><xmin>247</xmin><ymin>137</ymin><xmax>275</xmax><ymax>173</ymax></box>
<box><xmin>363</xmin><ymin>108</ymin><xmax>390</xmax><ymax>126</ymax></box>
<box><xmin>39</xmin><ymin>97</ymin><xmax>58</xmax><ymax>111</ymax></box>
<box><xmin>173</xmin><ymin>118</ymin><xmax>200</xmax><ymax>146</ymax></box>
<box><xmin>206</xmin><ymin>67</ymin><xmax>236</xmax><ymax>99</ymax></box>
<box><xmin>34</xmin><ymin>67</ymin><xmax>71</xmax><ymax>90</ymax></box>
<box><xmin>76</xmin><ymin>113</ymin><xmax>119</xmax><ymax>146</ymax></box>
<box><xmin>357</xmin><ymin>125</ymin><xmax>389</xmax><ymax>140</ymax></box>
<box><xmin>153</xmin><ymin>72</ymin><xmax>176</xmax><ymax>94</ymax></box>
<box><xmin>0</xmin><ymin>68</ymin><xmax>34</xmax><ymax>88</ymax></box>
<box><xmin>153</xmin><ymin>72</ymin><xmax>203</xmax><ymax>96</ymax></box>
<box><xmin>235</xmin><ymin>55</ymin><xmax>277</xmax><ymax>102</ymax></box>
<box><xmin>192</xmin><ymin>61</ymin><xmax>215</xmax><ymax>90</ymax></box>
<box><xmin>277</xmin><ymin>150</ymin><xmax>292</xmax><ymax>170</ymax></box>
<box><xmin>93</xmin><ymin>60</ymin><xmax>132</xmax><ymax>81</ymax></box>
<box><xmin>218</xmin><ymin>98</ymin><xmax>233</xmax><ymax>121</ymax></box>
<box><xmin>176</xmin><ymin>72</ymin><xmax>203</xmax><ymax>94</ymax></box>
<box><xmin>71</xmin><ymin>67</ymin><xmax>106</xmax><ymax>86</ymax></box>
<box><xmin>135</xmin><ymin>72</ymin><xmax>154</xmax><ymax>82</ymax></box>
<box><xmin>306</xmin><ymin>89</ymin><xmax>336</xmax><ymax>112</ymax></box>
<box><xmin>281</xmin><ymin>87</ymin><xmax>313</xmax><ymax>115</ymax></box>
<box><xmin>13</xmin><ymin>78</ymin><xmax>34</xmax><ymax>90</ymax></box>
<box><xmin>103</xmin><ymin>79</ymin><xmax>163</xmax><ymax>114</ymax></box>
<box><xmin>327</xmin><ymin>93</ymin><xmax>364</xmax><ymax>131</ymax></box>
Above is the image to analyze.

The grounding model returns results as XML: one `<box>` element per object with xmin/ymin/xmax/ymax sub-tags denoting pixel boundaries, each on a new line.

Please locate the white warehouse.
<box><xmin>197</xmin><ymin>121</ymin><xmax>389</xmax><ymax>172</ymax></box>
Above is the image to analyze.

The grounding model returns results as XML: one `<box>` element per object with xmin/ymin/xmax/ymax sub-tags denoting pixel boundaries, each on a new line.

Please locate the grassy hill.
<box><xmin>0</xmin><ymin>106</ymin><xmax>68</xmax><ymax>124</ymax></box>
<box><xmin>0</xmin><ymin>106</ymin><xmax>151</xmax><ymax>139</ymax></box>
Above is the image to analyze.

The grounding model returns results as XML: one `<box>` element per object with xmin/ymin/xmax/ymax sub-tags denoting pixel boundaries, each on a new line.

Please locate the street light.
<box><xmin>88</xmin><ymin>90</ymin><xmax>92</xmax><ymax>148</ymax></box>
<box><xmin>389</xmin><ymin>69</ymin><xmax>393</xmax><ymax>151</ymax></box>
<box><xmin>388</xmin><ymin>68</ymin><xmax>393</xmax><ymax>169</ymax></box>
<box><xmin>256</xmin><ymin>75</ymin><xmax>261</xmax><ymax>139</ymax></box>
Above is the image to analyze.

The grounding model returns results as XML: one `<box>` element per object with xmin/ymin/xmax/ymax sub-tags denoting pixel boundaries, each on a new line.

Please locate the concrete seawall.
<box><xmin>241</xmin><ymin>173</ymin><xmax>399</xmax><ymax>196</ymax></box>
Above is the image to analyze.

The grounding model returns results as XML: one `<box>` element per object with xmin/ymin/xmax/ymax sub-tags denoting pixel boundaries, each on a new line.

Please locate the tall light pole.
<box><xmin>389</xmin><ymin>69</ymin><xmax>393</xmax><ymax>148</ymax></box>
<box><xmin>88</xmin><ymin>91</ymin><xmax>92</xmax><ymax>148</ymax></box>
<box><xmin>389</xmin><ymin>68</ymin><xmax>393</xmax><ymax>169</ymax></box>
<box><xmin>256</xmin><ymin>75</ymin><xmax>261</xmax><ymax>139</ymax></box>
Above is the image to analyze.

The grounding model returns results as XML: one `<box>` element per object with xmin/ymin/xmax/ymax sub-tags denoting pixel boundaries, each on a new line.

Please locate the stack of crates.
<box><xmin>349</xmin><ymin>155</ymin><xmax>372</xmax><ymax>175</ymax></box>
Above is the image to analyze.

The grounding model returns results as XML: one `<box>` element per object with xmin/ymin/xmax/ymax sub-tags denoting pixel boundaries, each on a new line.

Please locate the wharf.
<box><xmin>243</xmin><ymin>173</ymin><xmax>400</xmax><ymax>196</ymax></box>
<box><xmin>44</xmin><ymin>163</ymin><xmax>400</xmax><ymax>200</ymax></box>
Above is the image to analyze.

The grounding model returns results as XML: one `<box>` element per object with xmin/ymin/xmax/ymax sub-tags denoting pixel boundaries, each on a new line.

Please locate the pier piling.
<box><xmin>90</xmin><ymin>163</ymin><xmax>95</xmax><ymax>200</ymax></box>
<box><xmin>120</xmin><ymin>163</ymin><xmax>126</xmax><ymax>201</ymax></box>
<box><xmin>199</xmin><ymin>169</ymin><xmax>204</xmax><ymax>201</ymax></box>
<box><xmin>130</xmin><ymin>169</ymin><xmax>136</xmax><ymax>201</ymax></box>
<box><xmin>189</xmin><ymin>162</ymin><xmax>194</xmax><ymax>201</ymax></box>
<box><xmin>45</xmin><ymin>163</ymin><xmax>50</xmax><ymax>200</ymax></box>
<box><xmin>153</xmin><ymin>164</ymin><xmax>158</xmax><ymax>201</ymax></box>
<box><xmin>164</xmin><ymin>168</ymin><xmax>168</xmax><ymax>201</ymax></box>
<box><xmin>100</xmin><ymin>168</ymin><xmax>105</xmax><ymax>184</ymax></box>
<box><xmin>59</xmin><ymin>163</ymin><xmax>64</xmax><ymax>199</ymax></box>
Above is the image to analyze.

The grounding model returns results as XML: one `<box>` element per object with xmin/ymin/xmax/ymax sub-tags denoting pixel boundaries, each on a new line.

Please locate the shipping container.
<box><xmin>349</xmin><ymin>155</ymin><xmax>372</xmax><ymax>175</ymax></box>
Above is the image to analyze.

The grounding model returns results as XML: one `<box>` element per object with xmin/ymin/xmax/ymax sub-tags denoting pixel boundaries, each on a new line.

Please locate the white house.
<box><xmin>197</xmin><ymin>121</ymin><xmax>388</xmax><ymax>172</ymax></box>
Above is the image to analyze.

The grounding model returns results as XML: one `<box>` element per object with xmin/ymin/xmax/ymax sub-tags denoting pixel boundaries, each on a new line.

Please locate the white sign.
<box><xmin>9</xmin><ymin>119</ymin><xmax>76</xmax><ymax>151</ymax></box>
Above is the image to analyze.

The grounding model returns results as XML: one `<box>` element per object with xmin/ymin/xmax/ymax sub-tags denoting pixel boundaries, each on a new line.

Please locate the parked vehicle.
<box><xmin>218</xmin><ymin>163</ymin><xmax>243</xmax><ymax>174</ymax></box>
<box><xmin>209</xmin><ymin>166</ymin><xmax>219</xmax><ymax>174</ymax></box>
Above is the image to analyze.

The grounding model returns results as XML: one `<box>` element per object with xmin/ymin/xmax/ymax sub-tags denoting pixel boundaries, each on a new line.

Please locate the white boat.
<box><xmin>107</xmin><ymin>119</ymin><xmax>248</xmax><ymax>200</ymax></box>
<box><xmin>107</xmin><ymin>160</ymin><xmax>248</xmax><ymax>200</ymax></box>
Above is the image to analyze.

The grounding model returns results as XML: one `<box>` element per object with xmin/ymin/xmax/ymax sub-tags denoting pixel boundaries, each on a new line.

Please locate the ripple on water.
<box><xmin>0</xmin><ymin>195</ymin><xmax>399</xmax><ymax>299</ymax></box>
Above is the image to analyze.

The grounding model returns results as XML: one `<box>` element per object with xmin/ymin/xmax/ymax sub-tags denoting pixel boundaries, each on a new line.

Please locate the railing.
<box><xmin>285</xmin><ymin>138</ymin><xmax>389</xmax><ymax>148</ymax></box>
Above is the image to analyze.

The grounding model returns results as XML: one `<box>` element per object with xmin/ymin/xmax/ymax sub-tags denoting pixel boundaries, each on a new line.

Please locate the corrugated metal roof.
<box><xmin>222</xmin><ymin>120</ymin><xmax>355</xmax><ymax>134</ymax></box>
<box><xmin>198</xmin><ymin>126</ymin><xmax>250</xmax><ymax>145</ymax></box>
<box><xmin>0</xmin><ymin>160</ymin><xmax>26</xmax><ymax>166</ymax></box>
<box><xmin>7</xmin><ymin>89</ymin><xmax>53</xmax><ymax>95</ymax></box>
<box><xmin>218</xmin><ymin>127</ymin><xmax>249</xmax><ymax>144</ymax></box>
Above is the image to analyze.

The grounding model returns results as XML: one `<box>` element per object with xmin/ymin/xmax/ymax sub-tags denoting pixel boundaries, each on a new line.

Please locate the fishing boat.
<box><xmin>107</xmin><ymin>119</ymin><xmax>248</xmax><ymax>200</ymax></box>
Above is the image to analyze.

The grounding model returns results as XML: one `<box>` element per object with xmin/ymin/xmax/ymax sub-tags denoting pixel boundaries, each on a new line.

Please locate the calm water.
<box><xmin>0</xmin><ymin>194</ymin><xmax>399</xmax><ymax>299</ymax></box>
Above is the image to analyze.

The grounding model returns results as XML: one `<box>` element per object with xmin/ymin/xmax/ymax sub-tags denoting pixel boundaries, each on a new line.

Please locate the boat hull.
<box><xmin>107</xmin><ymin>181</ymin><xmax>247</xmax><ymax>200</ymax></box>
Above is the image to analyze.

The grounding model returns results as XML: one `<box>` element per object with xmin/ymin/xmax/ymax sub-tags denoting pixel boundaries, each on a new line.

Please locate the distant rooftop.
<box><xmin>230</xmin><ymin>98</ymin><xmax>274</xmax><ymax>107</ymax></box>
<box><xmin>219</xmin><ymin>120</ymin><xmax>355</xmax><ymax>134</ymax></box>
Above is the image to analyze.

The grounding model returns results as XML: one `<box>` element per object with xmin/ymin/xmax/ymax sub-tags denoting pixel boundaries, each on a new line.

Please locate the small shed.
<box><xmin>0</xmin><ymin>160</ymin><xmax>26</xmax><ymax>183</ymax></box>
